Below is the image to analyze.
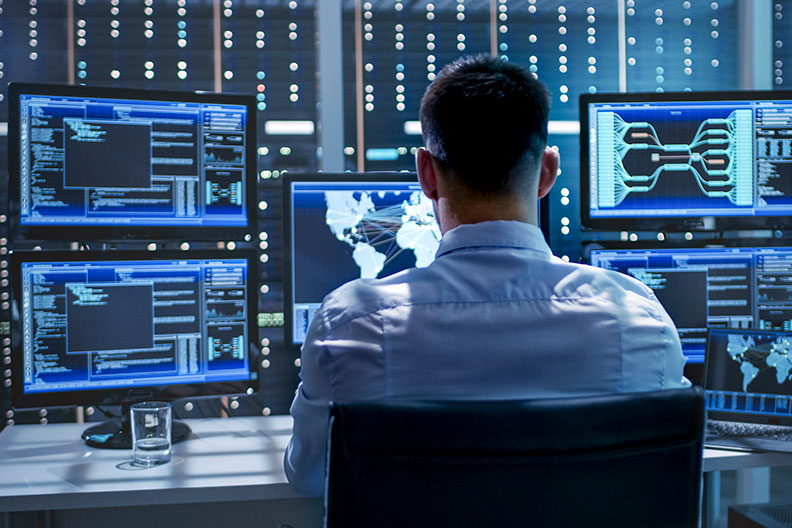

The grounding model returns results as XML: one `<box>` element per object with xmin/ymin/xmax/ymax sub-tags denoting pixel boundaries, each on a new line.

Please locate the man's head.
<box><xmin>419</xmin><ymin>54</ymin><xmax>552</xmax><ymax>197</ymax></box>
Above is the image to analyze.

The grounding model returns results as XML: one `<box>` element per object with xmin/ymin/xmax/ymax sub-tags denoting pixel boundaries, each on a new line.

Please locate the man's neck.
<box><xmin>436</xmin><ymin>195</ymin><xmax>538</xmax><ymax>233</ymax></box>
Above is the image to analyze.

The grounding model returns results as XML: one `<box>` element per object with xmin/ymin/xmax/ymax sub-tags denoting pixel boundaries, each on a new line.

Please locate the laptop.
<box><xmin>704</xmin><ymin>327</ymin><xmax>792</xmax><ymax>452</ymax></box>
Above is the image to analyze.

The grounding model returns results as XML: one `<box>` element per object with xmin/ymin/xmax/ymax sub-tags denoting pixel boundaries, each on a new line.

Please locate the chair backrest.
<box><xmin>325</xmin><ymin>387</ymin><xmax>704</xmax><ymax>528</ymax></box>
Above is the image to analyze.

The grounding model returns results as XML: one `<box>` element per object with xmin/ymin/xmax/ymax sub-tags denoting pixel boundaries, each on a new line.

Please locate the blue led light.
<box><xmin>365</xmin><ymin>148</ymin><xmax>399</xmax><ymax>161</ymax></box>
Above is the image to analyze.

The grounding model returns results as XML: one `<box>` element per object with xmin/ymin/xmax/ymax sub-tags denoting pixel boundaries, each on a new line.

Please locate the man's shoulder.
<box><xmin>547</xmin><ymin>258</ymin><xmax>657</xmax><ymax>301</ymax></box>
<box><xmin>318</xmin><ymin>268</ymin><xmax>426</xmax><ymax>327</ymax></box>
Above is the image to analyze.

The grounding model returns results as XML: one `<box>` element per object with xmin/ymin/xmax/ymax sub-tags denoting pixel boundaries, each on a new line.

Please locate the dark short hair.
<box><xmin>419</xmin><ymin>55</ymin><xmax>550</xmax><ymax>194</ymax></box>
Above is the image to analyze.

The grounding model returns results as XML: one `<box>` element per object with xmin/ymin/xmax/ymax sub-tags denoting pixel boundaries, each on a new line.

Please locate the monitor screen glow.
<box><xmin>8</xmin><ymin>83</ymin><xmax>256</xmax><ymax>239</ymax></box>
<box><xmin>590</xmin><ymin>245</ymin><xmax>792</xmax><ymax>364</ymax></box>
<box><xmin>10</xmin><ymin>250</ymin><xmax>259</xmax><ymax>409</ymax></box>
<box><xmin>705</xmin><ymin>327</ymin><xmax>792</xmax><ymax>425</ymax></box>
<box><xmin>580</xmin><ymin>91</ymin><xmax>792</xmax><ymax>231</ymax></box>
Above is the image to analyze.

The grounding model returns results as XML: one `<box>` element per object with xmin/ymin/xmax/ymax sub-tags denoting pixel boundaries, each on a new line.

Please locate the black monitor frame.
<box><xmin>283</xmin><ymin>171</ymin><xmax>549</xmax><ymax>358</ymax></box>
<box><xmin>579</xmin><ymin>89</ymin><xmax>792</xmax><ymax>232</ymax></box>
<box><xmin>9</xmin><ymin>248</ymin><xmax>260</xmax><ymax>410</ymax></box>
<box><xmin>7</xmin><ymin>82</ymin><xmax>257</xmax><ymax>241</ymax></box>
<box><xmin>704</xmin><ymin>327</ymin><xmax>792</xmax><ymax>427</ymax></box>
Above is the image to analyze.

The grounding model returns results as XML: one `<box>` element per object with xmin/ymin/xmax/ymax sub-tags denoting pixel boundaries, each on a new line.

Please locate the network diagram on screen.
<box><xmin>17</xmin><ymin>93</ymin><xmax>248</xmax><ymax>226</ymax></box>
<box><xmin>707</xmin><ymin>329</ymin><xmax>792</xmax><ymax>417</ymax></box>
<box><xmin>587</xmin><ymin>100</ymin><xmax>792</xmax><ymax>218</ymax></box>
<box><xmin>19</xmin><ymin>258</ymin><xmax>251</xmax><ymax>395</ymax></box>
<box><xmin>289</xmin><ymin>180</ymin><xmax>440</xmax><ymax>343</ymax></box>
<box><xmin>590</xmin><ymin>247</ymin><xmax>792</xmax><ymax>364</ymax></box>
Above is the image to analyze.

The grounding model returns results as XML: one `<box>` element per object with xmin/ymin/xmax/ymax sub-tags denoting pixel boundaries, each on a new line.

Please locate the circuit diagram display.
<box><xmin>588</xmin><ymin>101</ymin><xmax>792</xmax><ymax>219</ymax></box>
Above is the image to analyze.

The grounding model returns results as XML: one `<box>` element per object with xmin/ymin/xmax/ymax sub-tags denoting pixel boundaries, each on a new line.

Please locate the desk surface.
<box><xmin>2</xmin><ymin>415</ymin><xmax>792</xmax><ymax>514</ymax></box>
<box><xmin>703</xmin><ymin>446</ymin><xmax>792</xmax><ymax>472</ymax></box>
<box><xmin>0</xmin><ymin>416</ymin><xmax>306</xmax><ymax>513</ymax></box>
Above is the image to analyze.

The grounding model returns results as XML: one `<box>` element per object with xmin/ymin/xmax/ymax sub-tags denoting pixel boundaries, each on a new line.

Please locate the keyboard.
<box><xmin>706</xmin><ymin>420</ymin><xmax>792</xmax><ymax>452</ymax></box>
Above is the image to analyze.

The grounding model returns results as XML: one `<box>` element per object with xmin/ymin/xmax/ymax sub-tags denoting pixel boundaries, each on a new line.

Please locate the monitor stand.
<box><xmin>81</xmin><ymin>403</ymin><xmax>192</xmax><ymax>449</ymax></box>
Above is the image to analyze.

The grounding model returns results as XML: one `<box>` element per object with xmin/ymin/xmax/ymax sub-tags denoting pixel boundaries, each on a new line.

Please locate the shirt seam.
<box><xmin>320</xmin><ymin>306</ymin><xmax>343</xmax><ymax>399</ymax></box>
<box><xmin>616</xmin><ymin>309</ymin><xmax>625</xmax><ymax>392</ymax></box>
<box><xmin>642</xmin><ymin>290</ymin><xmax>669</xmax><ymax>387</ymax></box>
<box><xmin>326</xmin><ymin>295</ymin><xmax>617</xmax><ymax>329</ymax></box>
<box><xmin>657</xmin><ymin>310</ymin><xmax>668</xmax><ymax>387</ymax></box>
<box><xmin>436</xmin><ymin>245</ymin><xmax>552</xmax><ymax>259</ymax></box>
<box><xmin>380</xmin><ymin>312</ymin><xmax>389</xmax><ymax>398</ymax></box>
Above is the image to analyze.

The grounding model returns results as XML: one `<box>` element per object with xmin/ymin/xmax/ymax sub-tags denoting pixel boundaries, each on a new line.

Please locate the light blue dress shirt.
<box><xmin>285</xmin><ymin>220</ymin><xmax>689</xmax><ymax>496</ymax></box>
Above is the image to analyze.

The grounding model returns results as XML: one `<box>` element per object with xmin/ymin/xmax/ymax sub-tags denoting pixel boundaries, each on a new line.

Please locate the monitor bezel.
<box><xmin>282</xmin><ymin>171</ymin><xmax>550</xmax><ymax>358</ymax></box>
<box><xmin>9</xmin><ymin>248</ymin><xmax>260</xmax><ymax>409</ymax></box>
<box><xmin>704</xmin><ymin>327</ymin><xmax>792</xmax><ymax>427</ymax></box>
<box><xmin>579</xmin><ymin>89</ymin><xmax>792</xmax><ymax>232</ymax></box>
<box><xmin>7</xmin><ymin>82</ymin><xmax>257</xmax><ymax>241</ymax></box>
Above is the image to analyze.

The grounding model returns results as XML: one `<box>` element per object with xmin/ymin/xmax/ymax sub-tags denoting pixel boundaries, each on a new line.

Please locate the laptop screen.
<box><xmin>705</xmin><ymin>328</ymin><xmax>792</xmax><ymax>425</ymax></box>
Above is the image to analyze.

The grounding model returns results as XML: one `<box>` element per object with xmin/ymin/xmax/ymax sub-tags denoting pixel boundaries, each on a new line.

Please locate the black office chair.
<box><xmin>325</xmin><ymin>387</ymin><xmax>704</xmax><ymax>528</ymax></box>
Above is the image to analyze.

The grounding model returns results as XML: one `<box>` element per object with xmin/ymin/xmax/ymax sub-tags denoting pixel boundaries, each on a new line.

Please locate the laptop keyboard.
<box><xmin>707</xmin><ymin>420</ymin><xmax>792</xmax><ymax>442</ymax></box>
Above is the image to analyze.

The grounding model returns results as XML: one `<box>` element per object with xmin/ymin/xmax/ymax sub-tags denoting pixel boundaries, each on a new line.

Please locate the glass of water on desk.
<box><xmin>131</xmin><ymin>402</ymin><xmax>172</xmax><ymax>466</ymax></box>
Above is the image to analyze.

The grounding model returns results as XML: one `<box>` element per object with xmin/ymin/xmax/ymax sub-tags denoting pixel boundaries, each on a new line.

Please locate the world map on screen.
<box><xmin>324</xmin><ymin>190</ymin><xmax>440</xmax><ymax>278</ymax></box>
<box><xmin>727</xmin><ymin>333</ymin><xmax>792</xmax><ymax>392</ymax></box>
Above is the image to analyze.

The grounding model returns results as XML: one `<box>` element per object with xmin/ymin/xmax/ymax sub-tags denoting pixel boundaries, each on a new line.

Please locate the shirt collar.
<box><xmin>435</xmin><ymin>220</ymin><xmax>553</xmax><ymax>259</ymax></box>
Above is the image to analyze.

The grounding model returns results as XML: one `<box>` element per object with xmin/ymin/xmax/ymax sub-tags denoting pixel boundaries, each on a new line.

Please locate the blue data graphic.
<box><xmin>598</xmin><ymin>109</ymin><xmax>752</xmax><ymax>207</ymax></box>
<box><xmin>588</xmin><ymin>101</ymin><xmax>792</xmax><ymax>218</ymax></box>
<box><xmin>591</xmin><ymin>247</ymin><xmax>792</xmax><ymax>363</ymax></box>
<box><xmin>17</xmin><ymin>92</ymin><xmax>248</xmax><ymax>227</ymax></box>
<box><xmin>19</xmin><ymin>258</ymin><xmax>251</xmax><ymax>394</ymax></box>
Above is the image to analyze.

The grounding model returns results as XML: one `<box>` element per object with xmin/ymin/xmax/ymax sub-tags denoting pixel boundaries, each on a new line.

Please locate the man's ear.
<box><xmin>537</xmin><ymin>146</ymin><xmax>560</xmax><ymax>199</ymax></box>
<box><xmin>416</xmin><ymin>147</ymin><xmax>439</xmax><ymax>201</ymax></box>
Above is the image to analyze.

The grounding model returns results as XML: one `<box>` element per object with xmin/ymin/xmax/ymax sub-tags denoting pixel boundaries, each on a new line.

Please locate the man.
<box><xmin>285</xmin><ymin>55</ymin><xmax>689</xmax><ymax>496</ymax></box>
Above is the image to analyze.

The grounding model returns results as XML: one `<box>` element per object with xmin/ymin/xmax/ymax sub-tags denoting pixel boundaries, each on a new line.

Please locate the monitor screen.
<box><xmin>705</xmin><ymin>327</ymin><xmax>792</xmax><ymax>425</ymax></box>
<box><xmin>8</xmin><ymin>82</ymin><xmax>256</xmax><ymax>240</ymax></box>
<box><xmin>580</xmin><ymin>90</ymin><xmax>792</xmax><ymax>231</ymax></box>
<box><xmin>10</xmin><ymin>250</ymin><xmax>259</xmax><ymax>409</ymax></box>
<box><xmin>284</xmin><ymin>173</ymin><xmax>441</xmax><ymax>348</ymax></box>
<box><xmin>589</xmin><ymin>245</ymin><xmax>792</xmax><ymax>365</ymax></box>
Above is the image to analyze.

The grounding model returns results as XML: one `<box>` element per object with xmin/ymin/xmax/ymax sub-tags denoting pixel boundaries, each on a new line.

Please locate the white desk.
<box><xmin>703</xmin><ymin>446</ymin><xmax>792</xmax><ymax>473</ymax></box>
<box><xmin>0</xmin><ymin>416</ymin><xmax>323</xmax><ymax>528</ymax></box>
<box><xmin>2</xmin><ymin>417</ymin><xmax>791</xmax><ymax>528</ymax></box>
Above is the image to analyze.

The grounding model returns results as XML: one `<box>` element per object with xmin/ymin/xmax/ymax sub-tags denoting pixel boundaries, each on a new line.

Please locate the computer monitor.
<box><xmin>705</xmin><ymin>327</ymin><xmax>792</xmax><ymax>426</ymax></box>
<box><xmin>590</xmin><ymin>245</ymin><xmax>792</xmax><ymax>381</ymax></box>
<box><xmin>283</xmin><ymin>173</ymin><xmax>441</xmax><ymax>352</ymax></box>
<box><xmin>7</xmin><ymin>82</ymin><xmax>256</xmax><ymax>240</ymax></box>
<box><xmin>580</xmin><ymin>90</ymin><xmax>792</xmax><ymax>231</ymax></box>
<box><xmin>10</xmin><ymin>249</ymin><xmax>259</xmax><ymax>447</ymax></box>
